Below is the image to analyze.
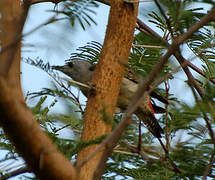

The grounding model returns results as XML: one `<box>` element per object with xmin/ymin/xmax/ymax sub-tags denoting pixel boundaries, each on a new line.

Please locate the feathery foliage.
<box><xmin>51</xmin><ymin>0</ymin><xmax>99</xmax><ymax>30</ymax></box>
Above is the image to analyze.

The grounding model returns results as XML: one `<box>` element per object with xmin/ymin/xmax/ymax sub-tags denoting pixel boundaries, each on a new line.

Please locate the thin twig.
<box><xmin>1</xmin><ymin>16</ymin><xmax>57</xmax><ymax>55</ymax></box>
<box><xmin>31</xmin><ymin>0</ymin><xmax>61</xmax><ymax>4</ymax></box>
<box><xmin>121</xmin><ymin>140</ymin><xmax>152</xmax><ymax>162</ymax></box>
<box><xmin>137</xmin><ymin>118</ymin><xmax>142</xmax><ymax>151</ymax></box>
<box><xmin>122</xmin><ymin>140</ymin><xmax>181</xmax><ymax>173</ymax></box>
<box><xmin>54</xmin><ymin>124</ymin><xmax>71</xmax><ymax>133</ymax></box>
<box><xmin>60</xmin><ymin>77</ymin><xmax>91</xmax><ymax>89</ymax></box>
<box><xmin>186</xmin><ymin>60</ymin><xmax>215</xmax><ymax>84</ymax></box>
<box><xmin>154</xmin><ymin>0</ymin><xmax>174</xmax><ymax>38</ymax></box>
<box><xmin>132</xmin><ymin>44</ymin><xmax>165</xmax><ymax>49</ymax></box>
<box><xmin>174</xmin><ymin>50</ymin><xmax>205</xmax><ymax>98</ymax></box>
<box><xmin>189</xmin><ymin>74</ymin><xmax>215</xmax><ymax>144</ymax></box>
<box><xmin>1</xmin><ymin>166</ymin><xmax>29</xmax><ymax>180</ymax></box>
<box><xmin>164</xmin><ymin>81</ymin><xmax>170</xmax><ymax>151</ymax></box>
<box><xmin>202</xmin><ymin>152</ymin><xmax>215</xmax><ymax>180</ymax></box>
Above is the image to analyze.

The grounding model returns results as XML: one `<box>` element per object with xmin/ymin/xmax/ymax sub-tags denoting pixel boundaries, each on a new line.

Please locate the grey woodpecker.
<box><xmin>52</xmin><ymin>60</ymin><xmax>167</xmax><ymax>138</ymax></box>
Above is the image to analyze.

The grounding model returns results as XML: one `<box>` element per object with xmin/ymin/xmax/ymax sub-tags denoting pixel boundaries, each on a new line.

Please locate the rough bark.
<box><xmin>76</xmin><ymin>0</ymin><xmax>139</xmax><ymax>179</ymax></box>
<box><xmin>0</xmin><ymin>1</ymin><xmax>77</xmax><ymax>179</ymax></box>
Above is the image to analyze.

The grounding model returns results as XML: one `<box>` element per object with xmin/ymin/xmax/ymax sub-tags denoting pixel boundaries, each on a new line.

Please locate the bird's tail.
<box><xmin>135</xmin><ymin>105</ymin><xmax>163</xmax><ymax>138</ymax></box>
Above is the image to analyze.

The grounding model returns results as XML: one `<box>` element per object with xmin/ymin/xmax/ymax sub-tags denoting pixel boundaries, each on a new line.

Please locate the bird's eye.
<box><xmin>89</xmin><ymin>64</ymin><xmax>96</xmax><ymax>71</ymax></box>
<box><xmin>67</xmin><ymin>61</ymin><xmax>73</xmax><ymax>67</ymax></box>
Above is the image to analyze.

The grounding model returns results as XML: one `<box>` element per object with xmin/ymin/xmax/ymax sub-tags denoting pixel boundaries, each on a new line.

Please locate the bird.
<box><xmin>52</xmin><ymin>60</ymin><xmax>167</xmax><ymax>138</ymax></box>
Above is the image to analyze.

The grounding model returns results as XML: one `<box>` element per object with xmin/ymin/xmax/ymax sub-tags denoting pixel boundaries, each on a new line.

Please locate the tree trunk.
<box><xmin>0</xmin><ymin>1</ymin><xmax>77</xmax><ymax>179</ymax></box>
<box><xmin>76</xmin><ymin>0</ymin><xmax>139</xmax><ymax>179</ymax></box>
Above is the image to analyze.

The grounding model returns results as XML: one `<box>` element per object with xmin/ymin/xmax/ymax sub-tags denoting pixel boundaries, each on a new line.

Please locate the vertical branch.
<box><xmin>76</xmin><ymin>0</ymin><xmax>139</xmax><ymax>179</ymax></box>
<box><xmin>0</xmin><ymin>1</ymin><xmax>77</xmax><ymax>179</ymax></box>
